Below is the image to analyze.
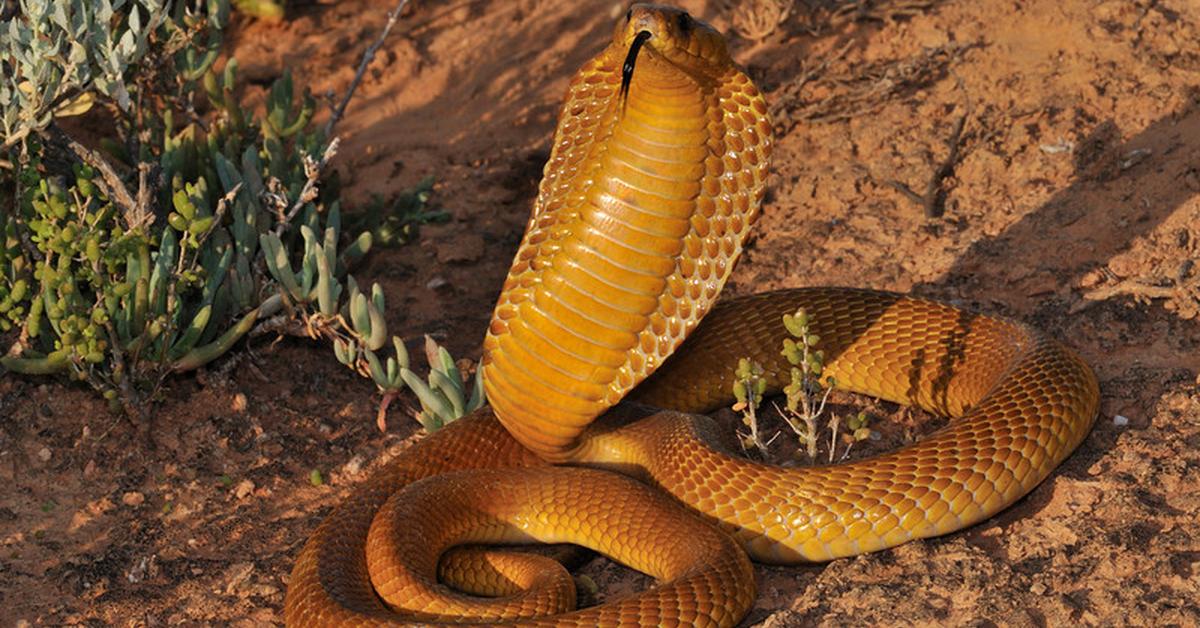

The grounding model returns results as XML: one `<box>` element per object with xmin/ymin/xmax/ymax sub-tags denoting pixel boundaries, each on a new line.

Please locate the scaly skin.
<box><xmin>285</xmin><ymin>4</ymin><xmax>1099</xmax><ymax>626</ymax></box>
<box><xmin>482</xmin><ymin>5</ymin><xmax>771</xmax><ymax>459</ymax></box>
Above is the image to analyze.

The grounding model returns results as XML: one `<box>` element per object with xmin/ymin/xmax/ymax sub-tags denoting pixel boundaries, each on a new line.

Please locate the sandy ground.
<box><xmin>3</xmin><ymin>0</ymin><xmax>1199</xmax><ymax>625</ymax></box>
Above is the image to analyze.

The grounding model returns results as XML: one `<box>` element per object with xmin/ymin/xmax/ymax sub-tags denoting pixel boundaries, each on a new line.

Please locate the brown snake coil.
<box><xmin>284</xmin><ymin>4</ymin><xmax>1099</xmax><ymax>626</ymax></box>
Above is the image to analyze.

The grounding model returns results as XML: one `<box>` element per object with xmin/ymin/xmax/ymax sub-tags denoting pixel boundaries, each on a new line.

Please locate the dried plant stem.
<box><xmin>272</xmin><ymin>138</ymin><xmax>340</xmax><ymax>236</ymax></box>
<box><xmin>53</xmin><ymin>126</ymin><xmax>149</xmax><ymax>229</ymax></box>
<box><xmin>744</xmin><ymin>395</ymin><xmax>766</xmax><ymax>455</ymax></box>
<box><xmin>1072</xmin><ymin>279</ymin><xmax>1181</xmax><ymax>313</ymax></box>
<box><xmin>325</xmin><ymin>0</ymin><xmax>412</xmax><ymax>137</ymax></box>
<box><xmin>881</xmin><ymin>111</ymin><xmax>968</xmax><ymax>218</ymax></box>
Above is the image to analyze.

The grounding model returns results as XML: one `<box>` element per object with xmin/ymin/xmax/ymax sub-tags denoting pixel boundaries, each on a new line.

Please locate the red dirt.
<box><xmin>3</xmin><ymin>0</ymin><xmax>1199</xmax><ymax>625</ymax></box>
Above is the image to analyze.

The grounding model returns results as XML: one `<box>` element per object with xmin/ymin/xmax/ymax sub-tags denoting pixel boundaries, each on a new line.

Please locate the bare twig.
<box><xmin>828</xmin><ymin>414</ymin><xmax>841</xmax><ymax>464</ymax></box>
<box><xmin>830</xmin><ymin>0</ymin><xmax>942</xmax><ymax>23</ymax></box>
<box><xmin>741</xmin><ymin>386</ymin><xmax>766</xmax><ymax>455</ymax></box>
<box><xmin>879</xmin><ymin>177</ymin><xmax>923</xmax><ymax>206</ymax></box>
<box><xmin>135</xmin><ymin>161</ymin><xmax>157</xmax><ymax>223</ymax></box>
<box><xmin>101</xmin><ymin>320</ymin><xmax>149</xmax><ymax>439</ymax></box>
<box><xmin>325</xmin><ymin>0</ymin><xmax>412</xmax><ymax>137</ymax></box>
<box><xmin>884</xmin><ymin>111</ymin><xmax>968</xmax><ymax>218</ymax></box>
<box><xmin>202</xmin><ymin>182</ymin><xmax>240</xmax><ymax>242</ymax></box>
<box><xmin>923</xmin><ymin>111</ymin><xmax>967</xmax><ymax>217</ymax></box>
<box><xmin>271</xmin><ymin>137</ymin><xmax>340</xmax><ymax>236</ymax></box>
<box><xmin>1</xmin><ymin>126</ymin><xmax>31</xmax><ymax>149</ymax></box>
<box><xmin>853</xmin><ymin>104</ymin><xmax>969</xmax><ymax>219</ymax></box>
<box><xmin>1071</xmin><ymin>279</ymin><xmax>1180</xmax><ymax>314</ymax></box>
<box><xmin>52</xmin><ymin>126</ymin><xmax>153</xmax><ymax>230</ymax></box>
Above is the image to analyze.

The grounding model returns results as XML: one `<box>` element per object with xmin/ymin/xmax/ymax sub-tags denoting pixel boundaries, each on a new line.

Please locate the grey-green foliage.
<box><xmin>395</xmin><ymin>335</ymin><xmax>485</xmax><ymax>431</ymax></box>
<box><xmin>0</xmin><ymin>0</ymin><xmax>194</xmax><ymax>147</ymax></box>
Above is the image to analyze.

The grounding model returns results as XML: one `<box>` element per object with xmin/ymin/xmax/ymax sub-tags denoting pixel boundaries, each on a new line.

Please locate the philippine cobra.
<box><xmin>284</xmin><ymin>4</ymin><xmax>1099</xmax><ymax>626</ymax></box>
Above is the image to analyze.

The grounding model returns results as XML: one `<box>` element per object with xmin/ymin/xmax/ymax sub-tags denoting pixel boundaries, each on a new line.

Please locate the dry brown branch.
<box><xmin>325</xmin><ymin>0</ymin><xmax>412</xmax><ymax>137</ymax></box>
<box><xmin>880</xmin><ymin>111</ymin><xmax>968</xmax><ymax>218</ymax></box>
<box><xmin>768</xmin><ymin>39</ymin><xmax>854</xmax><ymax>121</ymax></box>
<box><xmin>827</xmin><ymin>0</ymin><xmax>942</xmax><ymax>24</ymax></box>
<box><xmin>727</xmin><ymin>0</ymin><xmax>944</xmax><ymax>37</ymax></box>
<box><xmin>1071</xmin><ymin>279</ymin><xmax>1184</xmax><ymax>314</ymax></box>
<box><xmin>271</xmin><ymin>137</ymin><xmax>340</xmax><ymax>236</ymax></box>
<box><xmin>53</xmin><ymin>126</ymin><xmax>152</xmax><ymax>230</ymax></box>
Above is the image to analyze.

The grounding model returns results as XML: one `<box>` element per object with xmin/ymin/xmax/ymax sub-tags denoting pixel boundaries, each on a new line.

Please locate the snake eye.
<box><xmin>676</xmin><ymin>12</ymin><xmax>691</xmax><ymax>33</ymax></box>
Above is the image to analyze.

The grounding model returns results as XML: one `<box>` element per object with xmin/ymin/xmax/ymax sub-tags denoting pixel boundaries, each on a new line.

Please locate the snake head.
<box><xmin>613</xmin><ymin>4</ymin><xmax>732</xmax><ymax>78</ymax></box>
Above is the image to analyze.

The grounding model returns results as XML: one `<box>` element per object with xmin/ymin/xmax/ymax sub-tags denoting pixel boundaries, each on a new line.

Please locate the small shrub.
<box><xmin>1</xmin><ymin>0</ymin><xmax>480</xmax><ymax>430</ymax></box>
<box><xmin>733</xmin><ymin>308</ymin><xmax>874</xmax><ymax>462</ymax></box>
<box><xmin>732</xmin><ymin>356</ymin><xmax>772</xmax><ymax>455</ymax></box>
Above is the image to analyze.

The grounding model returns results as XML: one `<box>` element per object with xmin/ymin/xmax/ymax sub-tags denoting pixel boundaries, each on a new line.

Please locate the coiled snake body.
<box><xmin>285</xmin><ymin>5</ymin><xmax>1099</xmax><ymax>625</ymax></box>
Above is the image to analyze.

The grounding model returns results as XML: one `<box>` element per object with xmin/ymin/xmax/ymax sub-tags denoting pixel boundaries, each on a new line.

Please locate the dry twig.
<box><xmin>828</xmin><ymin>0</ymin><xmax>942</xmax><ymax>24</ymax></box>
<box><xmin>53</xmin><ymin>126</ymin><xmax>153</xmax><ymax>230</ymax></box>
<box><xmin>1071</xmin><ymin>279</ymin><xmax>1182</xmax><ymax>314</ymax></box>
<box><xmin>271</xmin><ymin>137</ymin><xmax>340</xmax><ymax>236</ymax></box>
<box><xmin>325</xmin><ymin>0</ymin><xmax>412</xmax><ymax>137</ymax></box>
<box><xmin>880</xmin><ymin>111</ymin><xmax>968</xmax><ymax>218</ymax></box>
<box><xmin>768</xmin><ymin>39</ymin><xmax>854</xmax><ymax>122</ymax></box>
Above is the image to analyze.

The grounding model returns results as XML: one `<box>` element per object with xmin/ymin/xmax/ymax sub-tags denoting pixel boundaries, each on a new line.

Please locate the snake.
<box><xmin>284</xmin><ymin>4</ymin><xmax>1099</xmax><ymax>626</ymax></box>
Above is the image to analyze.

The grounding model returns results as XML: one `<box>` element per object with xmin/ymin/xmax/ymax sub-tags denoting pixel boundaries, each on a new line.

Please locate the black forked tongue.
<box><xmin>620</xmin><ymin>30</ymin><xmax>652</xmax><ymax>110</ymax></box>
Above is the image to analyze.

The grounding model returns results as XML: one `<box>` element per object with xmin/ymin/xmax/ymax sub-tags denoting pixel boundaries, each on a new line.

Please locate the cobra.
<box><xmin>284</xmin><ymin>4</ymin><xmax>1099</xmax><ymax>625</ymax></box>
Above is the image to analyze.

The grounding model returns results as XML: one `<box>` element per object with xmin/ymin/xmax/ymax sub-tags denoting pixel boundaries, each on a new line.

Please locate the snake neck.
<box><xmin>482</xmin><ymin>46</ymin><xmax>772</xmax><ymax>463</ymax></box>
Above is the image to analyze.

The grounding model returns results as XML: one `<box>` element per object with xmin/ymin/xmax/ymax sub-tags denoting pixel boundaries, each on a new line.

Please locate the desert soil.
<box><xmin>3</xmin><ymin>0</ymin><xmax>1199</xmax><ymax>625</ymax></box>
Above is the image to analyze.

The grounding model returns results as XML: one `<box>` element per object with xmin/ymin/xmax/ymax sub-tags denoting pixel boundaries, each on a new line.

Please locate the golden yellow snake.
<box><xmin>285</xmin><ymin>5</ymin><xmax>1099</xmax><ymax>625</ymax></box>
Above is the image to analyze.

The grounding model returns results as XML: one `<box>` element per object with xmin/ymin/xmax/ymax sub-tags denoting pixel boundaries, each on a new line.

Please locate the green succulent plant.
<box><xmin>1</xmin><ymin>0</ymin><xmax>483</xmax><ymax>429</ymax></box>
<box><xmin>731</xmin><ymin>308</ymin><xmax>873</xmax><ymax>462</ymax></box>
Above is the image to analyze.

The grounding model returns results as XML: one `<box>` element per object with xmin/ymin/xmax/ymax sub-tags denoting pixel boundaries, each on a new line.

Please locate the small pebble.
<box><xmin>223</xmin><ymin>562</ymin><xmax>255</xmax><ymax>595</ymax></box>
<box><xmin>122</xmin><ymin>491</ymin><xmax>145</xmax><ymax>507</ymax></box>
<box><xmin>1113</xmin><ymin>415</ymin><xmax>1129</xmax><ymax>427</ymax></box>
<box><xmin>37</xmin><ymin>447</ymin><xmax>52</xmax><ymax>462</ymax></box>
<box><xmin>342</xmin><ymin>455</ymin><xmax>365</xmax><ymax>477</ymax></box>
<box><xmin>1030</xmin><ymin>582</ymin><xmax>1047</xmax><ymax>595</ymax></box>
<box><xmin>231</xmin><ymin>393</ymin><xmax>248</xmax><ymax>414</ymax></box>
<box><xmin>234</xmin><ymin>479</ymin><xmax>255</xmax><ymax>500</ymax></box>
